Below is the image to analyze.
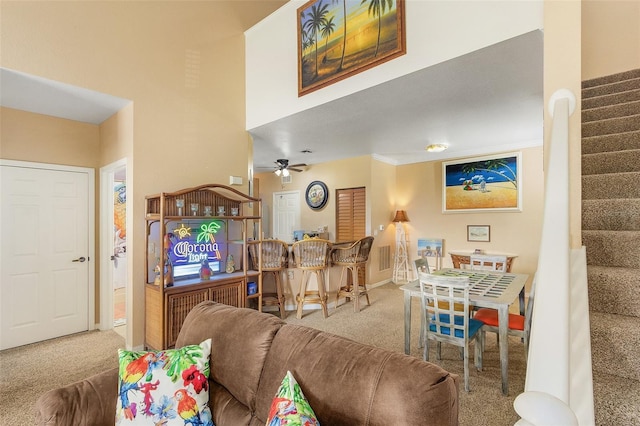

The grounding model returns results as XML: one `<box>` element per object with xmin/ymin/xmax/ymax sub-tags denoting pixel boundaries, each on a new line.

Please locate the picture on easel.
<box><xmin>417</xmin><ymin>238</ymin><xmax>444</xmax><ymax>270</ymax></box>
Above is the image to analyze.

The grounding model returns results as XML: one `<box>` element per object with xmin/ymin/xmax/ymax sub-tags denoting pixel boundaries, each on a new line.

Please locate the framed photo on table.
<box><xmin>467</xmin><ymin>225</ymin><xmax>490</xmax><ymax>242</ymax></box>
<box><xmin>305</xmin><ymin>181</ymin><xmax>328</xmax><ymax>210</ymax></box>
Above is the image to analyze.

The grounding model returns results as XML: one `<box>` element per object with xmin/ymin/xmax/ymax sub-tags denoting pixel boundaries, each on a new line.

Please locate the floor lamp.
<box><xmin>392</xmin><ymin>210</ymin><xmax>411</xmax><ymax>284</ymax></box>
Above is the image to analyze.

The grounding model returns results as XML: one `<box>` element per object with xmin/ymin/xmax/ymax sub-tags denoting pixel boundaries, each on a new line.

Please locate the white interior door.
<box><xmin>272</xmin><ymin>191</ymin><xmax>300</xmax><ymax>242</ymax></box>
<box><xmin>1</xmin><ymin>162</ymin><xmax>93</xmax><ymax>349</ymax></box>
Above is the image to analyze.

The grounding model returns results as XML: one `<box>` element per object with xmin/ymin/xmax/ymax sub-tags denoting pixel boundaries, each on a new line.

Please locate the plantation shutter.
<box><xmin>336</xmin><ymin>187</ymin><xmax>366</xmax><ymax>242</ymax></box>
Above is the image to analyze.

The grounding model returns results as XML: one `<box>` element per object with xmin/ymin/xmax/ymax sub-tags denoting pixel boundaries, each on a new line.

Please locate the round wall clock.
<box><xmin>305</xmin><ymin>181</ymin><xmax>328</xmax><ymax>210</ymax></box>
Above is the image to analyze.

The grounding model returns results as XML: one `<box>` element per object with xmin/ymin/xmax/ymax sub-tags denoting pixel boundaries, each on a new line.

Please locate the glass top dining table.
<box><xmin>400</xmin><ymin>268</ymin><xmax>529</xmax><ymax>395</ymax></box>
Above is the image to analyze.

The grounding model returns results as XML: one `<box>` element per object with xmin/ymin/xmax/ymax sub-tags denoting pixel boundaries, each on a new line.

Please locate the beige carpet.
<box><xmin>0</xmin><ymin>283</ymin><xmax>526</xmax><ymax>425</ymax></box>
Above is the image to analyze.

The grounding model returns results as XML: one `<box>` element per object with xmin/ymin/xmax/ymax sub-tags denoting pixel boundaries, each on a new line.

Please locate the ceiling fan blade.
<box><xmin>289</xmin><ymin>167</ymin><xmax>303</xmax><ymax>172</ymax></box>
<box><xmin>288</xmin><ymin>163</ymin><xmax>307</xmax><ymax>168</ymax></box>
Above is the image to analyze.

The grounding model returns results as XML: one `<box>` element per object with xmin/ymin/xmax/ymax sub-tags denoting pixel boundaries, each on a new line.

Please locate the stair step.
<box><xmin>582</xmin><ymin>199</ymin><xmax>640</xmax><ymax>231</ymax></box>
<box><xmin>591</xmin><ymin>312</ymin><xmax>640</xmax><ymax>381</ymax></box>
<box><xmin>583</xmin><ymin>88</ymin><xmax>640</xmax><ymax>110</ymax></box>
<box><xmin>582</xmin><ymin>99</ymin><xmax>640</xmax><ymax>123</ymax></box>
<box><xmin>582</xmin><ymin>130</ymin><xmax>640</xmax><ymax>155</ymax></box>
<box><xmin>592</xmin><ymin>370</ymin><xmax>640</xmax><ymax>426</ymax></box>
<box><xmin>582</xmin><ymin>114</ymin><xmax>640</xmax><ymax>138</ymax></box>
<box><xmin>587</xmin><ymin>265</ymin><xmax>640</xmax><ymax>317</ymax></box>
<box><xmin>582</xmin><ymin>149</ymin><xmax>640</xmax><ymax>175</ymax></box>
<box><xmin>583</xmin><ymin>230</ymin><xmax>640</xmax><ymax>268</ymax></box>
<box><xmin>583</xmin><ymin>77</ymin><xmax>640</xmax><ymax>99</ymax></box>
<box><xmin>583</xmin><ymin>68</ymin><xmax>640</xmax><ymax>89</ymax></box>
<box><xmin>582</xmin><ymin>171</ymin><xmax>640</xmax><ymax>199</ymax></box>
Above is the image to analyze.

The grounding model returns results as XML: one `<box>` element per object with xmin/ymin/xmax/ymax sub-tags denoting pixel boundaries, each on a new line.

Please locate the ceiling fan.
<box><xmin>273</xmin><ymin>159</ymin><xmax>306</xmax><ymax>176</ymax></box>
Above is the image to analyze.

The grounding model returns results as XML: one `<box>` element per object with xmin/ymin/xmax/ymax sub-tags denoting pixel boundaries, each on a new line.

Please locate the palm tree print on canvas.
<box><xmin>297</xmin><ymin>0</ymin><xmax>405</xmax><ymax>96</ymax></box>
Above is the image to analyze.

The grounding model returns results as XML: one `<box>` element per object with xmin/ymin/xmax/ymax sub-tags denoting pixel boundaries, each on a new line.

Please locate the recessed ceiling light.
<box><xmin>425</xmin><ymin>143</ymin><xmax>448</xmax><ymax>153</ymax></box>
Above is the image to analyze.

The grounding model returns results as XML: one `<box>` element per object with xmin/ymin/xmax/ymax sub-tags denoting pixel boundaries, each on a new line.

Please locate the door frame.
<box><xmin>99</xmin><ymin>159</ymin><xmax>130</xmax><ymax>341</ymax></box>
<box><xmin>0</xmin><ymin>159</ymin><xmax>96</xmax><ymax>331</ymax></box>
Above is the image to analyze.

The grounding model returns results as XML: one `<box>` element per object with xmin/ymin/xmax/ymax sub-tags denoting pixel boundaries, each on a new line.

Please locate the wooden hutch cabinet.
<box><xmin>144</xmin><ymin>184</ymin><xmax>262</xmax><ymax>350</ymax></box>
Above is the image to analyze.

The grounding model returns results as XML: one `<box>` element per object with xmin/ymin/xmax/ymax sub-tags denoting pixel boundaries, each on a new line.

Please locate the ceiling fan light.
<box><xmin>274</xmin><ymin>169</ymin><xmax>282</xmax><ymax>176</ymax></box>
<box><xmin>282</xmin><ymin>168</ymin><xmax>290</xmax><ymax>177</ymax></box>
<box><xmin>425</xmin><ymin>143</ymin><xmax>448</xmax><ymax>153</ymax></box>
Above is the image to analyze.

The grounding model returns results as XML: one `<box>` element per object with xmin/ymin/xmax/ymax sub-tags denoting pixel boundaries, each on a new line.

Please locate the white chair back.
<box><xmin>469</xmin><ymin>254</ymin><xmax>507</xmax><ymax>272</ymax></box>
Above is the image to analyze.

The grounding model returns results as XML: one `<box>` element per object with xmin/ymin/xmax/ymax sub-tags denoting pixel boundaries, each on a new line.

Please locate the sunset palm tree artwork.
<box><xmin>443</xmin><ymin>154</ymin><xmax>522</xmax><ymax>212</ymax></box>
<box><xmin>297</xmin><ymin>0</ymin><xmax>405</xmax><ymax>96</ymax></box>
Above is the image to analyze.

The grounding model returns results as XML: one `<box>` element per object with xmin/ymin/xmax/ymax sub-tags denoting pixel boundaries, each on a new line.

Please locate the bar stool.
<box><xmin>248</xmin><ymin>240</ymin><xmax>289</xmax><ymax>318</ymax></box>
<box><xmin>330</xmin><ymin>236</ymin><xmax>374</xmax><ymax>312</ymax></box>
<box><xmin>291</xmin><ymin>239</ymin><xmax>332</xmax><ymax>319</ymax></box>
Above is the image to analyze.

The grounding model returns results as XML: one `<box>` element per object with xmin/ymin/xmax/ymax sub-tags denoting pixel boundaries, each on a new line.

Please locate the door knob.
<box><xmin>72</xmin><ymin>256</ymin><xmax>86</xmax><ymax>263</ymax></box>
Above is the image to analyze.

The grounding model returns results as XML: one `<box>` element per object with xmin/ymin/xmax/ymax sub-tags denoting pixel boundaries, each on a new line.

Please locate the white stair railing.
<box><xmin>514</xmin><ymin>89</ymin><xmax>594</xmax><ymax>425</ymax></box>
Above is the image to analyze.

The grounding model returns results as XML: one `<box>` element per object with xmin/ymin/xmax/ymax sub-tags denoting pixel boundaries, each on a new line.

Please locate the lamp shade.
<box><xmin>392</xmin><ymin>210</ymin><xmax>409</xmax><ymax>223</ymax></box>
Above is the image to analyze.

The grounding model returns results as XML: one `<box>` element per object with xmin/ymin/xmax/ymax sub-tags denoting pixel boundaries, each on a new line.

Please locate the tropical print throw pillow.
<box><xmin>115</xmin><ymin>338</ymin><xmax>213</xmax><ymax>425</ymax></box>
<box><xmin>266</xmin><ymin>370</ymin><xmax>319</xmax><ymax>426</ymax></box>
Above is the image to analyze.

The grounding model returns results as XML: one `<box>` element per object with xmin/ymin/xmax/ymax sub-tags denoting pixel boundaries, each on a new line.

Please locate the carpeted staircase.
<box><xmin>582</xmin><ymin>68</ymin><xmax>640</xmax><ymax>426</ymax></box>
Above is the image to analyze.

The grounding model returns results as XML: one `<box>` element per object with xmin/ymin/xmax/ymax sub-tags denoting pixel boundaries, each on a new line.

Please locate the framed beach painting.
<box><xmin>442</xmin><ymin>152</ymin><xmax>522</xmax><ymax>213</ymax></box>
<box><xmin>297</xmin><ymin>0</ymin><xmax>406</xmax><ymax>96</ymax></box>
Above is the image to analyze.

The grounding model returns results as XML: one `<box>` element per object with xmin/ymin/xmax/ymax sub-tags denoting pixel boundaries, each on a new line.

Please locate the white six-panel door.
<box><xmin>1</xmin><ymin>162</ymin><xmax>92</xmax><ymax>349</ymax></box>
<box><xmin>272</xmin><ymin>191</ymin><xmax>300</xmax><ymax>242</ymax></box>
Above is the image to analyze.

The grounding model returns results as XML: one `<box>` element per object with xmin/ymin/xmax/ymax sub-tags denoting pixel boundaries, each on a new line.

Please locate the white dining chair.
<box><xmin>469</xmin><ymin>254</ymin><xmax>508</xmax><ymax>272</ymax></box>
<box><xmin>418</xmin><ymin>272</ymin><xmax>484</xmax><ymax>392</ymax></box>
<box><xmin>474</xmin><ymin>274</ymin><xmax>537</xmax><ymax>362</ymax></box>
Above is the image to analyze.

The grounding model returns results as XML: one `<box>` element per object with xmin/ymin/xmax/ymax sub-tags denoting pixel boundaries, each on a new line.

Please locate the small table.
<box><xmin>400</xmin><ymin>268</ymin><xmax>528</xmax><ymax>395</ymax></box>
<box><xmin>448</xmin><ymin>251</ymin><xmax>518</xmax><ymax>272</ymax></box>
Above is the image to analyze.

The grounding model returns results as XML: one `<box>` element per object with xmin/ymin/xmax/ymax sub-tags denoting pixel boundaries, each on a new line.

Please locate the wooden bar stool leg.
<box><xmin>361</xmin><ymin>265</ymin><xmax>370</xmax><ymax>306</ymax></box>
<box><xmin>296</xmin><ymin>270</ymin><xmax>309</xmax><ymax>319</ymax></box>
<box><xmin>275</xmin><ymin>270</ymin><xmax>286</xmax><ymax>319</ymax></box>
<box><xmin>352</xmin><ymin>266</ymin><xmax>360</xmax><ymax>313</ymax></box>
<box><xmin>335</xmin><ymin>266</ymin><xmax>347</xmax><ymax>309</ymax></box>
<box><xmin>317</xmin><ymin>270</ymin><xmax>328</xmax><ymax>318</ymax></box>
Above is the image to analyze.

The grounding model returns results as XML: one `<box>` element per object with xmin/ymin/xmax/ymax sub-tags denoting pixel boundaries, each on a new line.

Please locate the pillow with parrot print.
<box><xmin>265</xmin><ymin>370</ymin><xmax>319</xmax><ymax>426</ymax></box>
<box><xmin>115</xmin><ymin>338</ymin><xmax>213</xmax><ymax>426</ymax></box>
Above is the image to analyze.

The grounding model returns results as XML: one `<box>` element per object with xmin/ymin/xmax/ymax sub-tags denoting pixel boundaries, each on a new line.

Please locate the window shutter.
<box><xmin>336</xmin><ymin>187</ymin><xmax>366</xmax><ymax>242</ymax></box>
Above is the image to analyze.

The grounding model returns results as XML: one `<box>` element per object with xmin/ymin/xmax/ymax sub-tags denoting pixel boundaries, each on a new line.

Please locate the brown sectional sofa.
<box><xmin>36</xmin><ymin>301</ymin><xmax>459</xmax><ymax>425</ymax></box>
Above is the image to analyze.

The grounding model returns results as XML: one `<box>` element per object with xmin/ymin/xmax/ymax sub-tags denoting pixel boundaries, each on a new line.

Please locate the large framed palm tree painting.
<box><xmin>442</xmin><ymin>152</ymin><xmax>522</xmax><ymax>213</ymax></box>
<box><xmin>297</xmin><ymin>0</ymin><xmax>406</xmax><ymax>96</ymax></box>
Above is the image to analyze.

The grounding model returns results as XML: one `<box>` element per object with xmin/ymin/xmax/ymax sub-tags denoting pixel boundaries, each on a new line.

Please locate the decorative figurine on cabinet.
<box><xmin>226</xmin><ymin>254</ymin><xmax>235</xmax><ymax>273</ymax></box>
<box><xmin>163</xmin><ymin>233</ymin><xmax>174</xmax><ymax>287</ymax></box>
<box><xmin>200</xmin><ymin>259</ymin><xmax>212</xmax><ymax>280</ymax></box>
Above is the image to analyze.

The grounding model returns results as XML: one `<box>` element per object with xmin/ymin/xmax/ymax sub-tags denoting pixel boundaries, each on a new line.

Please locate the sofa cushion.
<box><xmin>115</xmin><ymin>339</ymin><xmax>213</xmax><ymax>425</ymax></box>
<box><xmin>175</xmin><ymin>301</ymin><xmax>284</xmax><ymax>417</ymax></box>
<box><xmin>255</xmin><ymin>324</ymin><xmax>459</xmax><ymax>426</ymax></box>
<box><xmin>265</xmin><ymin>371</ymin><xmax>319</xmax><ymax>426</ymax></box>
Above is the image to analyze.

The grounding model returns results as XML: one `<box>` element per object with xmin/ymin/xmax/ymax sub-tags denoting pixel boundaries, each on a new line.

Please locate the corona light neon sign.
<box><xmin>170</xmin><ymin>221</ymin><xmax>223</xmax><ymax>266</ymax></box>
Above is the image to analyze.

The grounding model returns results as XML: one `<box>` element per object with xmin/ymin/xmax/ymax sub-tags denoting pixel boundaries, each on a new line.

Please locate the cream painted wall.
<box><xmin>256</xmin><ymin>155</ymin><xmax>397</xmax><ymax>284</ymax></box>
<box><xmin>582</xmin><ymin>0</ymin><xmax>640</xmax><ymax>80</ymax></box>
<box><xmin>396</xmin><ymin>146</ymin><xmax>544</xmax><ymax>286</ymax></box>
<box><xmin>1</xmin><ymin>107</ymin><xmax>100</xmax><ymax>167</ymax></box>
<box><xmin>256</xmin><ymin>147</ymin><xmax>543</xmax><ymax>290</ymax></box>
<box><xmin>257</xmin><ymin>155</ymin><xmax>371</xmax><ymax>240</ymax></box>
<box><xmin>1</xmin><ymin>1</ymin><xmax>276</xmax><ymax>348</ymax></box>
<box><xmin>100</xmin><ymin>103</ymin><xmax>134</xmax><ymax>166</ymax></box>
<box><xmin>246</xmin><ymin>0</ymin><xmax>543</xmax><ymax>129</ymax></box>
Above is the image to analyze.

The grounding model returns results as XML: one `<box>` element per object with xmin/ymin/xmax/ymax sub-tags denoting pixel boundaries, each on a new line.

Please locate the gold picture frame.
<box><xmin>297</xmin><ymin>0</ymin><xmax>406</xmax><ymax>96</ymax></box>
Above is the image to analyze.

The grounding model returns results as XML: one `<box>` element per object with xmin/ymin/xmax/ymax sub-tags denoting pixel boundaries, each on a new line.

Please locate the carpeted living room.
<box><xmin>0</xmin><ymin>283</ymin><xmax>527</xmax><ymax>425</ymax></box>
<box><xmin>2</xmin><ymin>0</ymin><xmax>638</xmax><ymax>424</ymax></box>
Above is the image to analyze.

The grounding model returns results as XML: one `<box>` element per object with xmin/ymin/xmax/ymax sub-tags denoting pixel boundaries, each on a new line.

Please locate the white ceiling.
<box><xmin>0</xmin><ymin>68</ymin><xmax>131</xmax><ymax>125</ymax></box>
<box><xmin>250</xmin><ymin>30</ymin><xmax>544</xmax><ymax>172</ymax></box>
<box><xmin>0</xmin><ymin>24</ymin><xmax>542</xmax><ymax>174</ymax></box>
